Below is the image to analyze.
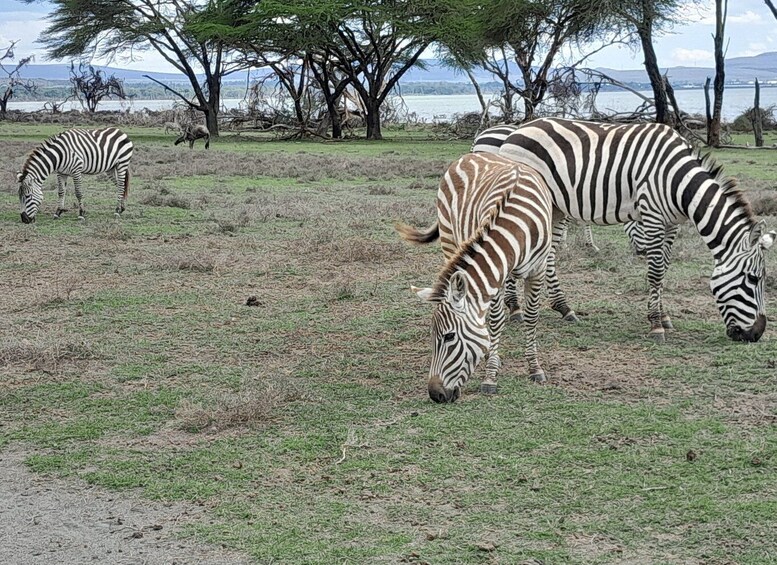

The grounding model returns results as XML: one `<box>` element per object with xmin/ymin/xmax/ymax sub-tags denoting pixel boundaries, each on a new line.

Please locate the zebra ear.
<box><xmin>411</xmin><ymin>285</ymin><xmax>438</xmax><ymax>302</ymax></box>
<box><xmin>748</xmin><ymin>221</ymin><xmax>765</xmax><ymax>248</ymax></box>
<box><xmin>15</xmin><ymin>171</ymin><xmax>23</xmax><ymax>182</ymax></box>
<box><xmin>447</xmin><ymin>271</ymin><xmax>468</xmax><ymax>307</ymax></box>
<box><xmin>758</xmin><ymin>230</ymin><xmax>776</xmax><ymax>251</ymax></box>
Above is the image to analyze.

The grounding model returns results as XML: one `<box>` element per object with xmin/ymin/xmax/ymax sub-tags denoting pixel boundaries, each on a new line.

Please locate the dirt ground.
<box><xmin>0</xmin><ymin>449</ymin><xmax>252</xmax><ymax>565</ymax></box>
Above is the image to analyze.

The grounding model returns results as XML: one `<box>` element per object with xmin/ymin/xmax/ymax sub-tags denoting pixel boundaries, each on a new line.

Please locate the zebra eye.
<box><xmin>442</xmin><ymin>332</ymin><xmax>456</xmax><ymax>343</ymax></box>
<box><xmin>746</xmin><ymin>273</ymin><xmax>758</xmax><ymax>285</ymax></box>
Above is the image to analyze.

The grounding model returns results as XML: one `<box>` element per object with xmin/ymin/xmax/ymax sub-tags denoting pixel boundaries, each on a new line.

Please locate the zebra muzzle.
<box><xmin>727</xmin><ymin>314</ymin><xmax>766</xmax><ymax>343</ymax></box>
<box><xmin>20</xmin><ymin>212</ymin><xmax>35</xmax><ymax>224</ymax></box>
<box><xmin>428</xmin><ymin>375</ymin><xmax>460</xmax><ymax>403</ymax></box>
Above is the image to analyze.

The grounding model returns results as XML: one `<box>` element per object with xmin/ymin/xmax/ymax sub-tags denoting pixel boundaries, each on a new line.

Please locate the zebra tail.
<box><xmin>123</xmin><ymin>170</ymin><xmax>130</xmax><ymax>199</ymax></box>
<box><xmin>395</xmin><ymin>221</ymin><xmax>440</xmax><ymax>245</ymax></box>
<box><xmin>205</xmin><ymin>136</ymin><xmax>210</xmax><ymax>150</ymax></box>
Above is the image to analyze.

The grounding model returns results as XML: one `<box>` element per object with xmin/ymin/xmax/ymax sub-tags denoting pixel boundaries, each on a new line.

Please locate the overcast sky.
<box><xmin>1</xmin><ymin>0</ymin><xmax>775</xmax><ymax>73</ymax></box>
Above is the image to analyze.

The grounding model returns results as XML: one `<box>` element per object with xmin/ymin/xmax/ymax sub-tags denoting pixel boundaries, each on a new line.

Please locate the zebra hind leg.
<box><xmin>523</xmin><ymin>269</ymin><xmax>547</xmax><ymax>383</ymax></box>
<box><xmin>583</xmin><ymin>225</ymin><xmax>600</xmax><ymax>253</ymax></box>
<box><xmin>73</xmin><ymin>173</ymin><xmax>86</xmax><ymax>220</ymax></box>
<box><xmin>547</xmin><ymin>212</ymin><xmax>578</xmax><ymax>322</ymax></box>
<box><xmin>54</xmin><ymin>174</ymin><xmax>68</xmax><ymax>219</ymax></box>
<box><xmin>504</xmin><ymin>276</ymin><xmax>523</xmax><ymax>323</ymax></box>
<box><xmin>481</xmin><ymin>289</ymin><xmax>506</xmax><ymax>395</ymax></box>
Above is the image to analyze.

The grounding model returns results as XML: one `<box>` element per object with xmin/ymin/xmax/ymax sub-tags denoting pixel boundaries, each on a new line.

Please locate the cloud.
<box><xmin>729</xmin><ymin>10</ymin><xmax>764</xmax><ymax>24</ymax></box>
<box><xmin>670</xmin><ymin>48</ymin><xmax>714</xmax><ymax>66</ymax></box>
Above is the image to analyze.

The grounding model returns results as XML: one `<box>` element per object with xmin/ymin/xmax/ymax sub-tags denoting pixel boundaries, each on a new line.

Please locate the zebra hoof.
<box><xmin>562</xmin><ymin>311</ymin><xmax>579</xmax><ymax>323</ymax></box>
<box><xmin>661</xmin><ymin>319</ymin><xmax>674</xmax><ymax>330</ymax></box>
<box><xmin>78</xmin><ymin>216</ymin><xmax>85</xmax><ymax>221</ymax></box>
<box><xmin>114</xmin><ymin>212</ymin><xmax>121</xmax><ymax>218</ymax></box>
<box><xmin>509</xmin><ymin>311</ymin><xmax>524</xmax><ymax>324</ymax></box>
<box><xmin>480</xmin><ymin>382</ymin><xmax>498</xmax><ymax>395</ymax></box>
<box><xmin>53</xmin><ymin>214</ymin><xmax>61</xmax><ymax>220</ymax></box>
<box><xmin>530</xmin><ymin>372</ymin><xmax>547</xmax><ymax>384</ymax></box>
<box><xmin>649</xmin><ymin>330</ymin><xmax>666</xmax><ymax>343</ymax></box>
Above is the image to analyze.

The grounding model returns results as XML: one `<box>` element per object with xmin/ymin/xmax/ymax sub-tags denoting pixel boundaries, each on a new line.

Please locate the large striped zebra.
<box><xmin>498</xmin><ymin>117</ymin><xmax>775</xmax><ymax>342</ymax></box>
<box><xmin>17</xmin><ymin>127</ymin><xmax>133</xmax><ymax>223</ymax></box>
<box><xmin>473</xmin><ymin>123</ymin><xmax>648</xmax><ymax>256</ymax></box>
<box><xmin>398</xmin><ymin>153</ymin><xmax>554</xmax><ymax>402</ymax></box>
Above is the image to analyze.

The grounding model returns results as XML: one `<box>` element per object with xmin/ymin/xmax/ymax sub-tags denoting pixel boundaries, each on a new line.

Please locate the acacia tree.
<box><xmin>69</xmin><ymin>61</ymin><xmax>128</xmax><ymax>112</ymax></box>
<box><xmin>0</xmin><ymin>41</ymin><xmax>36</xmax><ymax>115</ymax></box>
<box><xmin>607</xmin><ymin>0</ymin><xmax>700</xmax><ymax>125</ymax></box>
<box><xmin>26</xmin><ymin>0</ymin><xmax>243</xmax><ymax>136</ymax></box>
<box><xmin>200</xmin><ymin>0</ymin><xmax>471</xmax><ymax>140</ymax></box>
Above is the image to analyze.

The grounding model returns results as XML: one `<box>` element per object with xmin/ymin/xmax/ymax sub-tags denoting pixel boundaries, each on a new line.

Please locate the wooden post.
<box><xmin>753</xmin><ymin>78</ymin><xmax>764</xmax><ymax>147</ymax></box>
<box><xmin>704</xmin><ymin>77</ymin><xmax>712</xmax><ymax>145</ymax></box>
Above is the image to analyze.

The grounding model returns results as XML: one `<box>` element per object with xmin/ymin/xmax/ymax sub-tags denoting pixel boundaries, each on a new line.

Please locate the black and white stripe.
<box><xmin>398</xmin><ymin>153</ymin><xmax>554</xmax><ymax>402</ymax></box>
<box><xmin>17</xmin><ymin>127</ymin><xmax>133</xmax><ymax>223</ymax></box>
<box><xmin>497</xmin><ymin>117</ymin><xmax>775</xmax><ymax>342</ymax></box>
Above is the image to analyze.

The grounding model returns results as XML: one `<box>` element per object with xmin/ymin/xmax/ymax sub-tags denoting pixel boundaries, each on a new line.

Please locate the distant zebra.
<box><xmin>498</xmin><ymin>117</ymin><xmax>775</xmax><ymax>342</ymax></box>
<box><xmin>397</xmin><ymin>153</ymin><xmax>554</xmax><ymax>402</ymax></box>
<box><xmin>175</xmin><ymin>124</ymin><xmax>210</xmax><ymax>149</ymax></box>
<box><xmin>473</xmin><ymin>123</ymin><xmax>648</xmax><ymax>256</ymax></box>
<box><xmin>17</xmin><ymin>127</ymin><xmax>133</xmax><ymax>223</ymax></box>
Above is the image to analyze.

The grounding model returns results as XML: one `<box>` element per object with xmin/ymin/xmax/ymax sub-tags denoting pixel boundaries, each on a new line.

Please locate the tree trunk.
<box><xmin>708</xmin><ymin>0</ymin><xmax>727</xmax><ymax>147</ymax></box>
<box><xmin>754</xmin><ymin>78</ymin><xmax>763</xmax><ymax>147</ymax></box>
<box><xmin>640</xmin><ymin>31</ymin><xmax>669</xmax><ymax>124</ymax></box>
<box><xmin>365</xmin><ymin>99</ymin><xmax>382</xmax><ymax>140</ymax></box>
<box><xmin>204</xmin><ymin>104</ymin><xmax>219</xmax><ymax>138</ymax></box>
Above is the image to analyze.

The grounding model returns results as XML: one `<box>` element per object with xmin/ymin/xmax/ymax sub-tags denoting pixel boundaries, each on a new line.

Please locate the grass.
<box><xmin>1</xmin><ymin>120</ymin><xmax>776</xmax><ymax>564</ymax></box>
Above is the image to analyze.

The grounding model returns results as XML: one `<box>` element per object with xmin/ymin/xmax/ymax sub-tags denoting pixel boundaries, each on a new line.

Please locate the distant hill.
<box><xmin>16</xmin><ymin>51</ymin><xmax>777</xmax><ymax>88</ymax></box>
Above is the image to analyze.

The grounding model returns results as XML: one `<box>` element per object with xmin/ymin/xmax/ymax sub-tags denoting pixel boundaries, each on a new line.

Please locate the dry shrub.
<box><xmin>174</xmin><ymin>378</ymin><xmax>312</xmax><ymax>433</ymax></box>
<box><xmin>309</xmin><ymin>233</ymin><xmax>408</xmax><ymax>263</ymax></box>
<box><xmin>157</xmin><ymin>252</ymin><xmax>222</xmax><ymax>272</ymax></box>
<box><xmin>749</xmin><ymin>190</ymin><xmax>777</xmax><ymax>217</ymax></box>
<box><xmin>140</xmin><ymin>192</ymin><xmax>191</xmax><ymax>209</ymax></box>
<box><xmin>0</xmin><ymin>337</ymin><xmax>98</xmax><ymax>372</ymax></box>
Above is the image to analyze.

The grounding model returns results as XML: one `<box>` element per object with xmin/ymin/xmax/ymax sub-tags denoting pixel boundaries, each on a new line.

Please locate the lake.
<box><xmin>7</xmin><ymin>87</ymin><xmax>776</xmax><ymax>122</ymax></box>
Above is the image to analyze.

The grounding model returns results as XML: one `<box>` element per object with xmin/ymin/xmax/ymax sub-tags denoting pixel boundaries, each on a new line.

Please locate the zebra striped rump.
<box><xmin>402</xmin><ymin>153</ymin><xmax>554</xmax><ymax>402</ymax></box>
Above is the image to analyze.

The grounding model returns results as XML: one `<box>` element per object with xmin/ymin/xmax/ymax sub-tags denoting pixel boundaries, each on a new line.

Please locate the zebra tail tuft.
<box><xmin>205</xmin><ymin>136</ymin><xmax>210</xmax><ymax>150</ymax></box>
<box><xmin>395</xmin><ymin>221</ymin><xmax>439</xmax><ymax>245</ymax></box>
<box><xmin>123</xmin><ymin>170</ymin><xmax>130</xmax><ymax>199</ymax></box>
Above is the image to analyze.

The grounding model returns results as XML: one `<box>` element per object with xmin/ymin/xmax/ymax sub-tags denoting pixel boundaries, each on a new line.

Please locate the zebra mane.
<box><xmin>429</xmin><ymin>189</ymin><xmax>511</xmax><ymax>301</ymax></box>
<box><xmin>20</xmin><ymin>133</ymin><xmax>61</xmax><ymax>177</ymax></box>
<box><xmin>695</xmin><ymin>150</ymin><xmax>754</xmax><ymax>218</ymax></box>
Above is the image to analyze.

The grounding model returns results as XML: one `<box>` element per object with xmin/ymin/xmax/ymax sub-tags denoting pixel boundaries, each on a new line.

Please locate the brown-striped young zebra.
<box><xmin>397</xmin><ymin>153</ymin><xmax>555</xmax><ymax>402</ymax></box>
<box><xmin>498</xmin><ymin>117</ymin><xmax>775</xmax><ymax>342</ymax></box>
<box><xmin>17</xmin><ymin>127</ymin><xmax>133</xmax><ymax>223</ymax></box>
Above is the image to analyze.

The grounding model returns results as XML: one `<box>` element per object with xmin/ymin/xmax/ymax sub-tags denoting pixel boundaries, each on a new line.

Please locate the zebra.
<box><xmin>17</xmin><ymin>127</ymin><xmax>133</xmax><ymax>224</ymax></box>
<box><xmin>473</xmin><ymin>123</ymin><xmax>648</xmax><ymax>256</ymax></box>
<box><xmin>497</xmin><ymin>117</ymin><xmax>775</xmax><ymax>342</ymax></box>
<box><xmin>397</xmin><ymin>152</ymin><xmax>554</xmax><ymax>402</ymax></box>
<box><xmin>175</xmin><ymin>124</ymin><xmax>210</xmax><ymax>149</ymax></box>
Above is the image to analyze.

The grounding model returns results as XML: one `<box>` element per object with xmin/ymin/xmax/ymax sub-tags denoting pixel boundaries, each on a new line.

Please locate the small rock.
<box><xmin>245</xmin><ymin>295</ymin><xmax>262</xmax><ymax>307</ymax></box>
<box><xmin>476</xmin><ymin>542</ymin><xmax>497</xmax><ymax>552</ymax></box>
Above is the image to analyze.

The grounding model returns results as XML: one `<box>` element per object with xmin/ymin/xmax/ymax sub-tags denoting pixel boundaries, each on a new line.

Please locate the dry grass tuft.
<box><xmin>309</xmin><ymin>232</ymin><xmax>408</xmax><ymax>263</ymax></box>
<box><xmin>750</xmin><ymin>189</ymin><xmax>777</xmax><ymax>217</ymax></box>
<box><xmin>0</xmin><ymin>336</ymin><xmax>98</xmax><ymax>372</ymax></box>
<box><xmin>367</xmin><ymin>185</ymin><xmax>396</xmax><ymax>196</ymax></box>
<box><xmin>140</xmin><ymin>192</ymin><xmax>192</xmax><ymax>209</ymax></box>
<box><xmin>174</xmin><ymin>378</ymin><xmax>312</xmax><ymax>433</ymax></box>
<box><xmin>156</xmin><ymin>252</ymin><xmax>222</xmax><ymax>273</ymax></box>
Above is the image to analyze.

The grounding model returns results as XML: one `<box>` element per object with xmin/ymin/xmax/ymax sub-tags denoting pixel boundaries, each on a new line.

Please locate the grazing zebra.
<box><xmin>498</xmin><ymin>117</ymin><xmax>775</xmax><ymax>342</ymax></box>
<box><xmin>17</xmin><ymin>127</ymin><xmax>133</xmax><ymax>223</ymax></box>
<box><xmin>397</xmin><ymin>153</ymin><xmax>554</xmax><ymax>402</ymax></box>
<box><xmin>473</xmin><ymin>123</ymin><xmax>648</xmax><ymax>255</ymax></box>
<box><xmin>175</xmin><ymin>124</ymin><xmax>210</xmax><ymax>149</ymax></box>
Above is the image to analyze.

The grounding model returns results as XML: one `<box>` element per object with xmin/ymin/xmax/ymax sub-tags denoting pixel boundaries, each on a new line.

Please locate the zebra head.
<box><xmin>413</xmin><ymin>271</ymin><xmax>490</xmax><ymax>403</ymax></box>
<box><xmin>17</xmin><ymin>171</ymin><xmax>43</xmax><ymax>224</ymax></box>
<box><xmin>710</xmin><ymin>221</ymin><xmax>775</xmax><ymax>342</ymax></box>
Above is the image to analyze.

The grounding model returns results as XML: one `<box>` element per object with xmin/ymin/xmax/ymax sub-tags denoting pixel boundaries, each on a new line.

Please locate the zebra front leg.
<box><xmin>658</xmin><ymin>224</ymin><xmax>679</xmax><ymax>330</ymax></box>
<box><xmin>523</xmin><ymin>268</ymin><xmax>546</xmax><ymax>383</ymax></box>
<box><xmin>547</xmin><ymin>211</ymin><xmax>578</xmax><ymax>322</ymax></box>
<box><xmin>73</xmin><ymin>173</ymin><xmax>86</xmax><ymax>220</ymax></box>
<box><xmin>53</xmin><ymin>174</ymin><xmax>68</xmax><ymax>219</ymax></box>
<box><xmin>643</xmin><ymin>220</ymin><xmax>671</xmax><ymax>342</ymax></box>
<box><xmin>504</xmin><ymin>276</ymin><xmax>523</xmax><ymax>323</ymax></box>
<box><xmin>481</xmin><ymin>289</ymin><xmax>506</xmax><ymax>394</ymax></box>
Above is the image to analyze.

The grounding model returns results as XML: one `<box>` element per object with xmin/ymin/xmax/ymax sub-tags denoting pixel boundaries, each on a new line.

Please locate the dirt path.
<box><xmin>0</xmin><ymin>450</ymin><xmax>252</xmax><ymax>565</ymax></box>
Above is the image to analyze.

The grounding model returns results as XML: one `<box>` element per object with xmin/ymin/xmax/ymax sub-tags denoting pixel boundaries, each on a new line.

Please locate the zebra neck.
<box><xmin>24</xmin><ymin>144</ymin><xmax>60</xmax><ymax>182</ymax></box>
<box><xmin>683</xmin><ymin>182</ymin><xmax>754</xmax><ymax>261</ymax></box>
